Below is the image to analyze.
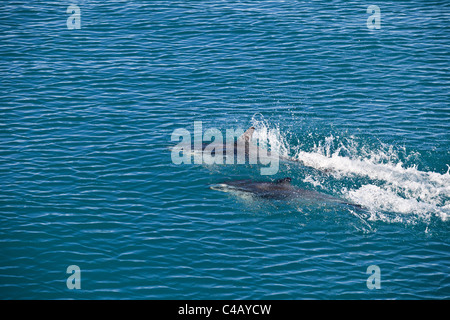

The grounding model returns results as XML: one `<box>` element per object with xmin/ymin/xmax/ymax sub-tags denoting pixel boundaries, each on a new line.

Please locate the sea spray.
<box><xmin>248</xmin><ymin>119</ymin><xmax>449</xmax><ymax>223</ymax></box>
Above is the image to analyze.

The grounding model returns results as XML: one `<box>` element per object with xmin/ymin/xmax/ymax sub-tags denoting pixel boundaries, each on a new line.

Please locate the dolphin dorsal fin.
<box><xmin>275</xmin><ymin>177</ymin><xmax>292</xmax><ymax>184</ymax></box>
<box><xmin>238</xmin><ymin>126</ymin><xmax>255</xmax><ymax>143</ymax></box>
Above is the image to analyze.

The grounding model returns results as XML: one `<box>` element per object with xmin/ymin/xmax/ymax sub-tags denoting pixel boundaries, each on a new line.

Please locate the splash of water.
<box><xmin>250</xmin><ymin>115</ymin><xmax>290</xmax><ymax>158</ymax></box>
<box><xmin>249</xmin><ymin>118</ymin><xmax>450</xmax><ymax>223</ymax></box>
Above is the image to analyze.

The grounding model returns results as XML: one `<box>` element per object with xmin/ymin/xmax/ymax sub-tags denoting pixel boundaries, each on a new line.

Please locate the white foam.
<box><xmin>249</xmin><ymin>120</ymin><xmax>450</xmax><ymax>223</ymax></box>
<box><xmin>346</xmin><ymin>184</ymin><xmax>447</xmax><ymax>223</ymax></box>
<box><xmin>251</xmin><ymin>117</ymin><xmax>290</xmax><ymax>158</ymax></box>
<box><xmin>302</xmin><ymin>174</ymin><xmax>323</xmax><ymax>188</ymax></box>
<box><xmin>295</xmin><ymin>138</ymin><xmax>450</xmax><ymax>222</ymax></box>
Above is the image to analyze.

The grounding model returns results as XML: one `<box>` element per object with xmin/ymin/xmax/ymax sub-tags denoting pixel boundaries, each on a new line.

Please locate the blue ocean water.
<box><xmin>1</xmin><ymin>0</ymin><xmax>449</xmax><ymax>299</ymax></box>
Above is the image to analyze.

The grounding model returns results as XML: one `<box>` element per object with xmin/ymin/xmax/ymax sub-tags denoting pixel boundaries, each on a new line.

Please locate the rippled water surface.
<box><xmin>1</xmin><ymin>1</ymin><xmax>449</xmax><ymax>299</ymax></box>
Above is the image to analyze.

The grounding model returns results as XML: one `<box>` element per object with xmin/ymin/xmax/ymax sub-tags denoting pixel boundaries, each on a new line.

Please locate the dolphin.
<box><xmin>194</xmin><ymin>126</ymin><xmax>308</xmax><ymax>165</ymax></box>
<box><xmin>170</xmin><ymin>125</ymin><xmax>326</xmax><ymax>174</ymax></box>
<box><xmin>170</xmin><ymin>126</ymin><xmax>258</xmax><ymax>158</ymax></box>
<box><xmin>210</xmin><ymin>177</ymin><xmax>363</xmax><ymax>209</ymax></box>
<box><xmin>197</xmin><ymin>126</ymin><xmax>257</xmax><ymax>157</ymax></box>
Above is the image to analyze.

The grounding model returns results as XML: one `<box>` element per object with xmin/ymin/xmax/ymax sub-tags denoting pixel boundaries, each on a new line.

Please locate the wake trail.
<box><xmin>250</xmin><ymin>118</ymin><xmax>449</xmax><ymax>223</ymax></box>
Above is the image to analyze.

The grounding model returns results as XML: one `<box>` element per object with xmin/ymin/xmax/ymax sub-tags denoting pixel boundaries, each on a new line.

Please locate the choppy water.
<box><xmin>1</xmin><ymin>1</ymin><xmax>449</xmax><ymax>299</ymax></box>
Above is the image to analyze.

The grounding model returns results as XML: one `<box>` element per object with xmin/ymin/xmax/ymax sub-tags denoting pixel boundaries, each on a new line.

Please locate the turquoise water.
<box><xmin>1</xmin><ymin>1</ymin><xmax>449</xmax><ymax>299</ymax></box>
